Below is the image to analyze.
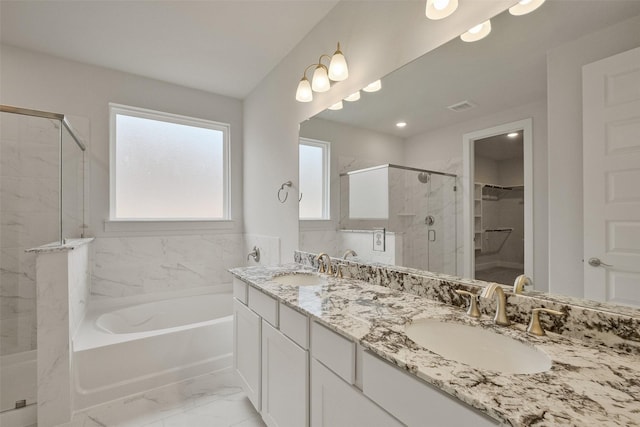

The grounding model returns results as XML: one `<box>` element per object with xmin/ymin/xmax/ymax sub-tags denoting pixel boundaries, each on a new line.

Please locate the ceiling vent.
<box><xmin>447</xmin><ymin>100</ymin><xmax>477</xmax><ymax>112</ymax></box>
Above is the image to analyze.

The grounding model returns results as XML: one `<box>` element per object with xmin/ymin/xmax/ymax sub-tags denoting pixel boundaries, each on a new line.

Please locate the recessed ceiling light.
<box><xmin>508</xmin><ymin>132</ymin><xmax>519</xmax><ymax>138</ymax></box>
<box><xmin>396</xmin><ymin>122</ymin><xmax>407</xmax><ymax>128</ymax></box>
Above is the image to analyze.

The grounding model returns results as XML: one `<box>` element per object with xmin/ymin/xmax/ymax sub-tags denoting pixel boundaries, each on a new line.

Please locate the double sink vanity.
<box><xmin>230</xmin><ymin>252</ymin><xmax>640</xmax><ymax>426</ymax></box>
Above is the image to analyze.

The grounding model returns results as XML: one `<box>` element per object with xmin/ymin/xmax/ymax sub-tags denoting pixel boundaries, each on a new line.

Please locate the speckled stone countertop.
<box><xmin>230</xmin><ymin>264</ymin><xmax>640</xmax><ymax>427</ymax></box>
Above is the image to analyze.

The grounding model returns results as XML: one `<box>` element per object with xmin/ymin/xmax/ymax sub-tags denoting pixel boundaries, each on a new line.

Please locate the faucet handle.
<box><xmin>527</xmin><ymin>308</ymin><xmax>564</xmax><ymax>336</ymax></box>
<box><xmin>455</xmin><ymin>290</ymin><xmax>481</xmax><ymax>318</ymax></box>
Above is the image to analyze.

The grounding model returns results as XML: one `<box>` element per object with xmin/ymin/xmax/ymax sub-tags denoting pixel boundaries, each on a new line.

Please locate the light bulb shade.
<box><xmin>311</xmin><ymin>65</ymin><xmax>331</xmax><ymax>92</ymax></box>
<box><xmin>363</xmin><ymin>80</ymin><xmax>382</xmax><ymax>93</ymax></box>
<box><xmin>425</xmin><ymin>0</ymin><xmax>458</xmax><ymax>20</ymax></box>
<box><xmin>328</xmin><ymin>49</ymin><xmax>349</xmax><ymax>81</ymax></box>
<box><xmin>328</xmin><ymin>101</ymin><xmax>343</xmax><ymax>110</ymax></box>
<box><xmin>460</xmin><ymin>19</ymin><xmax>492</xmax><ymax>42</ymax></box>
<box><xmin>509</xmin><ymin>0</ymin><xmax>545</xmax><ymax>16</ymax></box>
<box><xmin>344</xmin><ymin>91</ymin><xmax>361</xmax><ymax>102</ymax></box>
<box><xmin>296</xmin><ymin>77</ymin><xmax>313</xmax><ymax>102</ymax></box>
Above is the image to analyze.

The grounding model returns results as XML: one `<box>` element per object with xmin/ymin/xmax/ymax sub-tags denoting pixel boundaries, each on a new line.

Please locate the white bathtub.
<box><xmin>0</xmin><ymin>350</ymin><xmax>37</xmax><ymax>427</ymax></box>
<box><xmin>73</xmin><ymin>288</ymin><xmax>233</xmax><ymax>410</ymax></box>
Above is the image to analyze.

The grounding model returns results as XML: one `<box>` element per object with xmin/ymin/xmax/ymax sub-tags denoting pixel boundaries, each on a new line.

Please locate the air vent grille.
<box><xmin>447</xmin><ymin>100</ymin><xmax>477</xmax><ymax>112</ymax></box>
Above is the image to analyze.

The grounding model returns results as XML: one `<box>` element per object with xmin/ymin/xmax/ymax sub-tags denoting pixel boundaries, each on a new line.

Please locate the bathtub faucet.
<box><xmin>247</xmin><ymin>246</ymin><xmax>260</xmax><ymax>262</ymax></box>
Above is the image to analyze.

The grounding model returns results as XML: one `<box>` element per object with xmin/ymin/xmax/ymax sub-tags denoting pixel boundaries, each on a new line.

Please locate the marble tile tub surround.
<box><xmin>295</xmin><ymin>251</ymin><xmax>640</xmax><ymax>353</ymax></box>
<box><xmin>231</xmin><ymin>264</ymin><xmax>640</xmax><ymax>426</ymax></box>
<box><xmin>91</xmin><ymin>234</ymin><xmax>245</xmax><ymax>299</ymax></box>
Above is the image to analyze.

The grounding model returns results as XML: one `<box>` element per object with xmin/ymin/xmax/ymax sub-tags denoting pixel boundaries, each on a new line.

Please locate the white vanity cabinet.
<box><xmin>233</xmin><ymin>278</ymin><xmax>309</xmax><ymax>427</ymax></box>
<box><xmin>362</xmin><ymin>351</ymin><xmax>499</xmax><ymax>427</ymax></box>
<box><xmin>311</xmin><ymin>358</ymin><xmax>403</xmax><ymax>427</ymax></box>
<box><xmin>233</xmin><ymin>299</ymin><xmax>261</xmax><ymax>410</ymax></box>
<box><xmin>261</xmin><ymin>320</ymin><xmax>309</xmax><ymax>427</ymax></box>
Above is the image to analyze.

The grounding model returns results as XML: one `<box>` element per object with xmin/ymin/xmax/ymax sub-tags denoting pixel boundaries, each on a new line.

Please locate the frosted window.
<box><xmin>111</xmin><ymin>105</ymin><xmax>229</xmax><ymax>220</ymax></box>
<box><xmin>349</xmin><ymin>168</ymin><xmax>388</xmax><ymax>219</ymax></box>
<box><xmin>299</xmin><ymin>139</ymin><xmax>330</xmax><ymax>219</ymax></box>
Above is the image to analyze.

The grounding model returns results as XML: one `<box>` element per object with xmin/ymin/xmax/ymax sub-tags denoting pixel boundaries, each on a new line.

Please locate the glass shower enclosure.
<box><xmin>340</xmin><ymin>164</ymin><xmax>457</xmax><ymax>275</ymax></box>
<box><xmin>0</xmin><ymin>105</ymin><xmax>86</xmax><ymax>425</ymax></box>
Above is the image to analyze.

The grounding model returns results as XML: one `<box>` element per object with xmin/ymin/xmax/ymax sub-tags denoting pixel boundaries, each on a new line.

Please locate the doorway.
<box><xmin>473</xmin><ymin>133</ymin><xmax>525</xmax><ymax>283</ymax></box>
<box><xmin>462</xmin><ymin>118</ymin><xmax>533</xmax><ymax>284</ymax></box>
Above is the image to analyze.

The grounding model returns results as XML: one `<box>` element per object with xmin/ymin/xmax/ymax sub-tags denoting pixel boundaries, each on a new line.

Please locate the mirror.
<box><xmin>299</xmin><ymin>1</ymin><xmax>640</xmax><ymax>303</ymax></box>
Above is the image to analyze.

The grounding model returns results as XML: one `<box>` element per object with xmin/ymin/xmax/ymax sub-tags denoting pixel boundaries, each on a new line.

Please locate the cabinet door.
<box><xmin>233</xmin><ymin>299</ymin><xmax>261</xmax><ymax>411</ymax></box>
<box><xmin>311</xmin><ymin>359</ymin><xmax>402</xmax><ymax>427</ymax></box>
<box><xmin>262</xmin><ymin>320</ymin><xmax>309</xmax><ymax>427</ymax></box>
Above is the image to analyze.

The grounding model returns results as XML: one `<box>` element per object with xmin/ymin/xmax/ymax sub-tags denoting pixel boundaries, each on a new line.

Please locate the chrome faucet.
<box><xmin>315</xmin><ymin>253</ymin><xmax>334</xmax><ymax>275</ymax></box>
<box><xmin>513</xmin><ymin>274</ymin><xmax>532</xmax><ymax>294</ymax></box>
<box><xmin>343</xmin><ymin>249</ymin><xmax>358</xmax><ymax>260</ymax></box>
<box><xmin>480</xmin><ymin>283</ymin><xmax>510</xmax><ymax>326</ymax></box>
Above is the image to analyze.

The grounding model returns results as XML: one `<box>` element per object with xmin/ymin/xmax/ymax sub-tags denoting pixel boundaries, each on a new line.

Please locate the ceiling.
<box><xmin>316</xmin><ymin>0</ymin><xmax>640</xmax><ymax>138</ymax></box>
<box><xmin>0</xmin><ymin>0</ymin><xmax>338</xmax><ymax>99</ymax></box>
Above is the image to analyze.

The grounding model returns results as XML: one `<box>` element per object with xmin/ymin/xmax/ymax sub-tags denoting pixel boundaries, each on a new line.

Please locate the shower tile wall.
<box><xmin>91</xmin><ymin>234</ymin><xmax>245</xmax><ymax>298</ymax></box>
<box><xmin>0</xmin><ymin>113</ymin><xmax>60</xmax><ymax>356</ymax></box>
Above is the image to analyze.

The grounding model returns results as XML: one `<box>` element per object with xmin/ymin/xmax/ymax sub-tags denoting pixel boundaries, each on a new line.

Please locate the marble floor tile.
<box><xmin>57</xmin><ymin>372</ymin><xmax>264</xmax><ymax>427</ymax></box>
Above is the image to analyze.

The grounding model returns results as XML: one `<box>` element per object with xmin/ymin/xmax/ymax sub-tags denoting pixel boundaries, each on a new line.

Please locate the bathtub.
<box><xmin>0</xmin><ymin>350</ymin><xmax>37</xmax><ymax>427</ymax></box>
<box><xmin>73</xmin><ymin>288</ymin><xmax>233</xmax><ymax>410</ymax></box>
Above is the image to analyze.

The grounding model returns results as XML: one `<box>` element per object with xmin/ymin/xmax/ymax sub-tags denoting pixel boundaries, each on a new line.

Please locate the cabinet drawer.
<box><xmin>311</xmin><ymin>321</ymin><xmax>355</xmax><ymax>384</ymax></box>
<box><xmin>248</xmin><ymin>286</ymin><xmax>278</xmax><ymax>327</ymax></box>
<box><xmin>362</xmin><ymin>351</ymin><xmax>499</xmax><ymax>427</ymax></box>
<box><xmin>233</xmin><ymin>278</ymin><xmax>248</xmax><ymax>304</ymax></box>
<box><xmin>279</xmin><ymin>303</ymin><xmax>309</xmax><ymax>349</ymax></box>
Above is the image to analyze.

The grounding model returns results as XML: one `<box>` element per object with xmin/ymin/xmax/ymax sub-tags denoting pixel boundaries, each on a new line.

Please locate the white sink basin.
<box><xmin>272</xmin><ymin>272</ymin><xmax>328</xmax><ymax>287</ymax></box>
<box><xmin>404</xmin><ymin>320</ymin><xmax>552</xmax><ymax>374</ymax></box>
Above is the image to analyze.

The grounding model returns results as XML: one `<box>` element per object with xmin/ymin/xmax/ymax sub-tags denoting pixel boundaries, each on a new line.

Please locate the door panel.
<box><xmin>583</xmin><ymin>46</ymin><xmax>640</xmax><ymax>305</ymax></box>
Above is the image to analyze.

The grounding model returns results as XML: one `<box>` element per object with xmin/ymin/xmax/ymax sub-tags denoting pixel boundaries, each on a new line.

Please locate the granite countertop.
<box><xmin>230</xmin><ymin>264</ymin><xmax>640</xmax><ymax>427</ymax></box>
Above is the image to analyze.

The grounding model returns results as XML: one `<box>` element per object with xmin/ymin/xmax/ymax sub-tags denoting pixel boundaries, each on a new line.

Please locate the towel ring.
<box><xmin>277</xmin><ymin>181</ymin><xmax>303</xmax><ymax>203</ymax></box>
<box><xmin>278</xmin><ymin>181</ymin><xmax>292</xmax><ymax>203</ymax></box>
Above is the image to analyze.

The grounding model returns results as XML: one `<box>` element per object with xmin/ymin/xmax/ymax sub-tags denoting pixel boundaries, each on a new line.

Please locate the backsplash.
<box><xmin>295</xmin><ymin>251</ymin><xmax>640</xmax><ymax>354</ymax></box>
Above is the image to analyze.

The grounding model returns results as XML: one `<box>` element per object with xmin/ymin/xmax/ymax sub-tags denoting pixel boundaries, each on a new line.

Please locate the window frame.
<box><xmin>299</xmin><ymin>137</ymin><xmax>331</xmax><ymax>221</ymax></box>
<box><xmin>108</xmin><ymin>103</ymin><xmax>231</xmax><ymax>222</ymax></box>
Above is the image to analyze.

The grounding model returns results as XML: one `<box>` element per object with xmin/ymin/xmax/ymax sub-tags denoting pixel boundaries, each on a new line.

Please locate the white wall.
<box><xmin>243</xmin><ymin>0</ymin><xmax>515</xmax><ymax>264</ymax></box>
<box><xmin>404</xmin><ymin>100</ymin><xmax>547</xmax><ymax>289</ymax></box>
<box><xmin>1</xmin><ymin>45</ymin><xmax>245</xmax><ymax>297</ymax></box>
<box><xmin>547</xmin><ymin>15</ymin><xmax>640</xmax><ymax>297</ymax></box>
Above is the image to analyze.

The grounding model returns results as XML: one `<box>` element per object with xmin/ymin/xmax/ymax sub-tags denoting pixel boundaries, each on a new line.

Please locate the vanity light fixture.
<box><xmin>509</xmin><ymin>0</ymin><xmax>545</xmax><ymax>16</ymax></box>
<box><xmin>460</xmin><ymin>19</ymin><xmax>492</xmax><ymax>42</ymax></box>
<box><xmin>328</xmin><ymin>101</ymin><xmax>343</xmax><ymax>111</ymax></box>
<box><xmin>295</xmin><ymin>42</ymin><xmax>349</xmax><ymax>103</ymax></box>
<box><xmin>396</xmin><ymin>121</ymin><xmax>407</xmax><ymax>128</ymax></box>
<box><xmin>363</xmin><ymin>80</ymin><xmax>382</xmax><ymax>93</ymax></box>
<box><xmin>344</xmin><ymin>91</ymin><xmax>361</xmax><ymax>102</ymax></box>
<box><xmin>425</xmin><ymin>0</ymin><xmax>458</xmax><ymax>20</ymax></box>
<box><xmin>311</xmin><ymin>65</ymin><xmax>331</xmax><ymax>92</ymax></box>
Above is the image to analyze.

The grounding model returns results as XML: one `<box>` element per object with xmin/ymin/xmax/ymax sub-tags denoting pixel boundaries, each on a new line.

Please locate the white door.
<box><xmin>583</xmin><ymin>46</ymin><xmax>640</xmax><ymax>305</ymax></box>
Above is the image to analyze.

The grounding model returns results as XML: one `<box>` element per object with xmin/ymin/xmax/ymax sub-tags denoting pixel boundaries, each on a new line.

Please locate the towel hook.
<box><xmin>277</xmin><ymin>181</ymin><xmax>303</xmax><ymax>203</ymax></box>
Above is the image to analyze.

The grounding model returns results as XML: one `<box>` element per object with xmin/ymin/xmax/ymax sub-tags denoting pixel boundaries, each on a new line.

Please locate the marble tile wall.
<box><xmin>295</xmin><ymin>250</ymin><xmax>640</xmax><ymax>354</ymax></box>
<box><xmin>91</xmin><ymin>234</ymin><xmax>245</xmax><ymax>298</ymax></box>
<box><xmin>1</xmin><ymin>112</ymin><xmax>60</xmax><ymax>356</ymax></box>
<box><xmin>244</xmin><ymin>234</ymin><xmax>281</xmax><ymax>266</ymax></box>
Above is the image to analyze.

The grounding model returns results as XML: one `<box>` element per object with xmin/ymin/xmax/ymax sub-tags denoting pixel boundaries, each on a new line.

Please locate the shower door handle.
<box><xmin>428</xmin><ymin>229</ymin><xmax>436</xmax><ymax>242</ymax></box>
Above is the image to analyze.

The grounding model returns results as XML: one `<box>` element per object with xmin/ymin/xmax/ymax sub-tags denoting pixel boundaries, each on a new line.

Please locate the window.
<box><xmin>109</xmin><ymin>104</ymin><xmax>229</xmax><ymax>220</ymax></box>
<box><xmin>299</xmin><ymin>138</ymin><xmax>330</xmax><ymax>220</ymax></box>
